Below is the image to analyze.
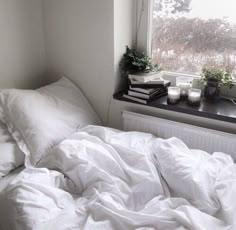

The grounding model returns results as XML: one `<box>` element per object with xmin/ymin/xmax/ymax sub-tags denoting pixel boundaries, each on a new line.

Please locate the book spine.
<box><xmin>129</xmin><ymin>83</ymin><xmax>170</xmax><ymax>89</ymax></box>
<box><xmin>129</xmin><ymin>87</ymin><xmax>153</xmax><ymax>95</ymax></box>
<box><xmin>147</xmin><ymin>91</ymin><xmax>167</xmax><ymax>102</ymax></box>
<box><xmin>123</xmin><ymin>94</ymin><xmax>147</xmax><ymax>104</ymax></box>
<box><xmin>128</xmin><ymin>91</ymin><xmax>150</xmax><ymax>99</ymax></box>
<box><xmin>123</xmin><ymin>89</ymin><xmax>167</xmax><ymax>104</ymax></box>
<box><xmin>129</xmin><ymin>88</ymin><xmax>167</xmax><ymax>99</ymax></box>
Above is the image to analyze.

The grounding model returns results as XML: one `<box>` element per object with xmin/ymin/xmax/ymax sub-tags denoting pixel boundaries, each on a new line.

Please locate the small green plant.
<box><xmin>120</xmin><ymin>46</ymin><xmax>161</xmax><ymax>76</ymax></box>
<box><xmin>201</xmin><ymin>67</ymin><xmax>236</xmax><ymax>88</ymax></box>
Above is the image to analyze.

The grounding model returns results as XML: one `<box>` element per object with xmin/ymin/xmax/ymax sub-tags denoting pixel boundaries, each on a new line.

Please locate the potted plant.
<box><xmin>201</xmin><ymin>67</ymin><xmax>235</xmax><ymax>101</ymax></box>
<box><xmin>120</xmin><ymin>46</ymin><xmax>161</xmax><ymax>76</ymax></box>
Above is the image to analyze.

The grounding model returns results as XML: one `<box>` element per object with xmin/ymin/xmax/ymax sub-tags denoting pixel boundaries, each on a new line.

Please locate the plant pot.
<box><xmin>204</xmin><ymin>79</ymin><xmax>220</xmax><ymax>101</ymax></box>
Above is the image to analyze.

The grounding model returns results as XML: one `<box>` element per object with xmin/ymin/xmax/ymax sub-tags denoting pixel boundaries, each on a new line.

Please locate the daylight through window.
<box><xmin>151</xmin><ymin>0</ymin><xmax>236</xmax><ymax>78</ymax></box>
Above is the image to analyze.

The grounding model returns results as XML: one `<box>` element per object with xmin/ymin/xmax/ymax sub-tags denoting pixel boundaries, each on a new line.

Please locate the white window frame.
<box><xmin>135</xmin><ymin>0</ymin><xmax>201</xmax><ymax>79</ymax></box>
<box><xmin>135</xmin><ymin>0</ymin><xmax>153</xmax><ymax>56</ymax></box>
<box><xmin>135</xmin><ymin>0</ymin><xmax>236</xmax><ymax>97</ymax></box>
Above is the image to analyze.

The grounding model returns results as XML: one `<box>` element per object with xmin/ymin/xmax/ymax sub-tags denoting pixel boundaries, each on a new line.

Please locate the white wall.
<box><xmin>42</xmin><ymin>0</ymin><xmax>135</xmax><ymax>124</ymax></box>
<box><xmin>114</xmin><ymin>0</ymin><xmax>134</xmax><ymax>91</ymax></box>
<box><xmin>109</xmin><ymin>0</ymin><xmax>135</xmax><ymax>127</ymax></box>
<box><xmin>42</xmin><ymin>0</ymin><xmax>115</xmax><ymax>124</ymax></box>
<box><xmin>0</xmin><ymin>0</ymin><xmax>46</xmax><ymax>89</ymax></box>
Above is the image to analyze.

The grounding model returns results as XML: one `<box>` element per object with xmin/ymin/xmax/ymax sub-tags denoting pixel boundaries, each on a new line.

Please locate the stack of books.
<box><xmin>123</xmin><ymin>72</ymin><xmax>170</xmax><ymax>104</ymax></box>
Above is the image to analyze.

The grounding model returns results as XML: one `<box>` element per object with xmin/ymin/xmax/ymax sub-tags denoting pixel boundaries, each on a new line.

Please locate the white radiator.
<box><xmin>122</xmin><ymin>111</ymin><xmax>236</xmax><ymax>160</ymax></box>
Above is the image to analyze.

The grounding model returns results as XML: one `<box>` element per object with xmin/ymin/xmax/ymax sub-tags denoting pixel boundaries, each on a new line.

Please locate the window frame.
<box><xmin>135</xmin><ymin>0</ymin><xmax>236</xmax><ymax>97</ymax></box>
<box><xmin>135</xmin><ymin>0</ymin><xmax>202</xmax><ymax>79</ymax></box>
<box><xmin>136</xmin><ymin>1</ymin><xmax>201</xmax><ymax>87</ymax></box>
<box><xmin>134</xmin><ymin>0</ymin><xmax>236</xmax><ymax>98</ymax></box>
<box><xmin>135</xmin><ymin>0</ymin><xmax>153</xmax><ymax>56</ymax></box>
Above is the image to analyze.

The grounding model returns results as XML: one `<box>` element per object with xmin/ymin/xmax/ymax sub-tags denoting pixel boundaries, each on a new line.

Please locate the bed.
<box><xmin>0</xmin><ymin>77</ymin><xmax>235</xmax><ymax>230</ymax></box>
<box><xmin>0</xmin><ymin>167</ymin><xmax>24</xmax><ymax>193</ymax></box>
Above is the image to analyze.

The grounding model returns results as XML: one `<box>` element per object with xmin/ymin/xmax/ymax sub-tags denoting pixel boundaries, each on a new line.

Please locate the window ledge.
<box><xmin>163</xmin><ymin>71</ymin><xmax>201</xmax><ymax>79</ymax></box>
<box><xmin>114</xmin><ymin>91</ymin><xmax>236</xmax><ymax>124</ymax></box>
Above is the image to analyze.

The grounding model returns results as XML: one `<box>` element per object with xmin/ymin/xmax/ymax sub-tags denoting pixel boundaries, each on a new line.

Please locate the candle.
<box><xmin>168</xmin><ymin>87</ymin><xmax>180</xmax><ymax>104</ymax></box>
<box><xmin>178</xmin><ymin>83</ymin><xmax>191</xmax><ymax>97</ymax></box>
<box><xmin>188</xmin><ymin>88</ymin><xmax>201</xmax><ymax>106</ymax></box>
<box><xmin>176</xmin><ymin>77</ymin><xmax>193</xmax><ymax>98</ymax></box>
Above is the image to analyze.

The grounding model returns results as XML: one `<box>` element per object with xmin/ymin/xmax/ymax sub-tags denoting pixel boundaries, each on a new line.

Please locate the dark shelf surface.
<box><xmin>114</xmin><ymin>91</ymin><xmax>236</xmax><ymax>124</ymax></box>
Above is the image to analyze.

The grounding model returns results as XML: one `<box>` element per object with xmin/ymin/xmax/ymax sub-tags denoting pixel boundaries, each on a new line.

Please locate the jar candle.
<box><xmin>176</xmin><ymin>77</ymin><xmax>193</xmax><ymax>99</ymax></box>
<box><xmin>188</xmin><ymin>88</ymin><xmax>201</xmax><ymax>106</ymax></box>
<box><xmin>167</xmin><ymin>87</ymin><xmax>181</xmax><ymax>105</ymax></box>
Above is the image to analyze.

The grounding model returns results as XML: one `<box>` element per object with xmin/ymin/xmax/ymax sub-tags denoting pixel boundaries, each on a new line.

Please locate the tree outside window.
<box><xmin>152</xmin><ymin>0</ymin><xmax>236</xmax><ymax>78</ymax></box>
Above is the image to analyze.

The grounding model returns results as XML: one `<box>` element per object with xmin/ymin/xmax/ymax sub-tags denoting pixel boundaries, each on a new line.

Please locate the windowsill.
<box><xmin>163</xmin><ymin>71</ymin><xmax>201</xmax><ymax>79</ymax></box>
<box><xmin>162</xmin><ymin>71</ymin><xmax>236</xmax><ymax>98</ymax></box>
<box><xmin>114</xmin><ymin>91</ymin><xmax>236</xmax><ymax>124</ymax></box>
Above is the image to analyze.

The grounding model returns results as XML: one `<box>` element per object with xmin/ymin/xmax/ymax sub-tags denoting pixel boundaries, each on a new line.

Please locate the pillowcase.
<box><xmin>152</xmin><ymin>137</ymin><xmax>234</xmax><ymax>215</ymax></box>
<box><xmin>0</xmin><ymin>77</ymin><xmax>101</xmax><ymax>166</ymax></box>
<box><xmin>0</xmin><ymin>121</ymin><xmax>25</xmax><ymax>179</ymax></box>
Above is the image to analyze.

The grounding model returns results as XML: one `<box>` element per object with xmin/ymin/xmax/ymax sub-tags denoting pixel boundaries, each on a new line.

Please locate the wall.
<box><xmin>0</xmin><ymin>0</ymin><xmax>46</xmax><ymax>89</ymax></box>
<box><xmin>42</xmin><ymin>0</ymin><xmax>135</xmax><ymax>124</ymax></box>
<box><xmin>109</xmin><ymin>0</ymin><xmax>135</xmax><ymax>126</ymax></box>
<box><xmin>42</xmin><ymin>0</ymin><xmax>116</xmax><ymax>124</ymax></box>
<box><xmin>114</xmin><ymin>0</ymin><xmax>134</xmax><ymax>91</ymax></box>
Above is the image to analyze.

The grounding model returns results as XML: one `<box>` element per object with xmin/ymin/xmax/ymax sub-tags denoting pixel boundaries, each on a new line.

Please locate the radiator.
<box><xmin>122</xmin><ymin>111</ymin><xmax>236</xmax><ymax>160</ymax></box>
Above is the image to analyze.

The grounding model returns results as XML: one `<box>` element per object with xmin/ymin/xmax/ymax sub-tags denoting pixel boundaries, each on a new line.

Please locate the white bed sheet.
<box><xmin>1</xmin><ymin>126</ymin><xmax>234</xmax><ymax>230</ymax></box>
<box><xmin>0</xmin><ymin>166</ymin><xmax>24</xmax><ymax>193</ymax></box>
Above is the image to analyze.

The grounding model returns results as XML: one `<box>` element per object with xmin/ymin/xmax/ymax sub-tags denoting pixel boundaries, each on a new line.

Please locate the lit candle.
<box><xmin>188</xmin><ymin>88</ymin><xmax>201</xmax><ymax>106</ymax></box>
<box><xmin>168</xmin><ymin>87</ymin><xmax>181</xmax><ymax>104</ymax></box>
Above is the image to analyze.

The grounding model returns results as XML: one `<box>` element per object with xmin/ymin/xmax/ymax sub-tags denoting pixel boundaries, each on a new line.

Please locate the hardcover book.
<box><xmin>123</xmin><ymin>89</ymin><xmax>167</xmax><ymax>104</ymax></box>
<box><xmin>128</xmin><ymin>87</ymin><xmax>167</xmax><ymax>100</ymax></box>
<box><xmin>128</xmin><ymin>71</ymin><xmax>163</xmax><ymax>83</ymax></box>
<box><xmin>129</xmin><ymin>86</ymin><xmax>159</xmax><ymax>95</ymax></box>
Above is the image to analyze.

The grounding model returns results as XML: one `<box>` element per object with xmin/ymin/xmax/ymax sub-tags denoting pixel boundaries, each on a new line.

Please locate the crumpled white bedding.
<box><xmin>0</xmin><ymin>125</ymin><xmax>235</xmax><ymax>230</ymax></box>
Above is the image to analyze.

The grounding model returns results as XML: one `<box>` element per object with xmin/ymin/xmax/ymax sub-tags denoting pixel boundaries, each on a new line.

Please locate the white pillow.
<box><xmin>0</xmin><ymin>77</ymin><xmax>101</xmax><ymax>166</ymax></box>
<box><xmin>0</xmin><ymin>121</ymin><xmax>25</xmax><ymax>179</ymax></box>
<box><xmin>153</xmin><ymin>137</ymin><xmax>234</xmax><ymax>215</ymax></box>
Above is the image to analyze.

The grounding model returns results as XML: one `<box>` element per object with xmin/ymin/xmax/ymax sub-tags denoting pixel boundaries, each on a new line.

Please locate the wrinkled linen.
<box><xmin>0</xmin><ymin>126</ymin><xmax>234</xmax><ymax>230</ymax></box>
<box><xmin>0</xmin><ymin>121</ymin><xmax>24</xmax><ymax>179</ymax></box>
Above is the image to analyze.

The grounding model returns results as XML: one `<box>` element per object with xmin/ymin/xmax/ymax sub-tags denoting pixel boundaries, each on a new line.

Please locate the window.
<box><xmin>150</xmin><ymin>0</ymin><xmax>236</xmax><ymax>77</ymax></box>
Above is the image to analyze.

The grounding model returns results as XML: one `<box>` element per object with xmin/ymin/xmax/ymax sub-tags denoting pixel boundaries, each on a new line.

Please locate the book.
<box><xmin>128</xmin><ymin>87</ymin><xmax>166</xmax><ymax>99</ymax></box>
<box><xmin>129</xmin><ymin>86</ymin><xmax>158</xmax><ymax>95</ymax></box>
<box><xmin>123</xmin><ymin>89</ymin><xmax>167</xmax><ymax>104</ymax></box>
<box><xmin>128</xmin><ymin>71</ymin><xmax>163</xmax><ymax>83</ymax></box>
<box><xmin>129</xmin><ymin>79</ymin><xmax>171</xmax><ymax>88</ymax></box>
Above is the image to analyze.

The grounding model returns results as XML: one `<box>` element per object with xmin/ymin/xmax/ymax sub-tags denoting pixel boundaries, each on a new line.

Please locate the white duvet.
<box><xmin>0</xmin><ymin>126</ymin><xmax>235</xmax><ymax>230</ymax></box>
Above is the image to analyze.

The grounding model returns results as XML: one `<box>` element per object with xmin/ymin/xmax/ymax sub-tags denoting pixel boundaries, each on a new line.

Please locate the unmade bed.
<box><xmin>0</xmin><ymin>167</ymin><xmax>24</xmax><ymax>193</ymax></box>
<box><xmin>0</xmin><ymin>77</ymin><xmax>235</xmax><ymax>230</ymax></box>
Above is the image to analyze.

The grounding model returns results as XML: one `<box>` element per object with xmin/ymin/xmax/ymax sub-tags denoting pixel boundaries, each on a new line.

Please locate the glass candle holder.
<box><xmin>176</xmin><ymin>76</ymin><xmax>193</xmax><ymax>99</ymax></box>
<box><xmin>167</xmin><ymin>87</ymin><xmax>181</xmax><ymax>105</ymax></box>
<box><xmin>188</xmin><ymin>88</ymin><xmax>201</xmax><ymax>106</ymax></box>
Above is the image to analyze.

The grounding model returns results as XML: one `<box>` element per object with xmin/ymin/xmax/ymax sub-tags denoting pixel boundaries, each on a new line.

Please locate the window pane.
<box><xmin>152</xmin><ymin>0</ymin><xmax>236</xmax><ymax>77</ymax></box>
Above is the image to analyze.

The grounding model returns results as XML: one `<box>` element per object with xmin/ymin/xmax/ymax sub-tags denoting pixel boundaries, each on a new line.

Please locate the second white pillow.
<box><xmin>0</xmin><ymin>77</ymin><xmax>101</xmax><ymax>166</ymax></box>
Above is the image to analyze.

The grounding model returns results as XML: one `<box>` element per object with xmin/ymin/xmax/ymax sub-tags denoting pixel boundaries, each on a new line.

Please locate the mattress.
<box><xmin>0</xmin><ymin>166</ymin><xmax>24</xmax><ymax>192</ymax></box>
